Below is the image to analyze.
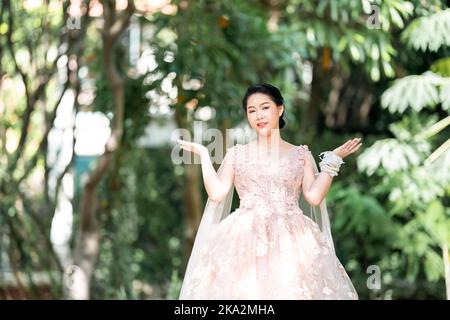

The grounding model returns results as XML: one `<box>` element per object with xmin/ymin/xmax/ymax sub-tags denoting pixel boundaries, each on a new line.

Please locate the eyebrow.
<box><xmin>248</xmin><ymin>102</ymin><xmax>270</xmax><ymax>108</ymax></box>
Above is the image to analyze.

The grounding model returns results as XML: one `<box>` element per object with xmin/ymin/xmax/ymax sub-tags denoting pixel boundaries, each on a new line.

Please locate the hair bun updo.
<box><xmin>242</xmin><ymin>83</ymin><xmax>287</xmax><ymax>130</ymax></box>
<box><xmin>279</xmin><ymin>114</ymin><xmax>286</xmax><ymax>129</ymax></box>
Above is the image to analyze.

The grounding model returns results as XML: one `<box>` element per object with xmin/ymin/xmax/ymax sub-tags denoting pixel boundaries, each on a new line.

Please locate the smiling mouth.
<box><xmin>257</xmin><ymin>122</ymin><xmax>268</xmax><ymax>128</ymax></box>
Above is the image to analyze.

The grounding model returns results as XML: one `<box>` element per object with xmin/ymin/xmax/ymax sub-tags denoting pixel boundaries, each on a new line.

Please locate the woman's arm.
<box><xmin>199</xmin><ymin>147</ymin><xmax>234</xmax><ymax>202</ymax></box>
<box><xmin>302</xmin><ymin>138</ymin><xmax>362</xmax><ymax>206</ymax></box>
<box><xmin>176</xmin><ymin>139</ymin><xmax>234</xmax><ymax>202</ymax></box>
<box><xmin>302</xmin><ymin>155</ymin><xmax>333</xmax><ymax>206</ymax></box>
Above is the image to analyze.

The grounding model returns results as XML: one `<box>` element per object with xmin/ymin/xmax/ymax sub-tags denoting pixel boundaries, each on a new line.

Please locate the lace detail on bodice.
<box><xmin>227</xmin><ymin>143</ymin><xmax>311</xmax><ymax>215</ymax></box>
<box><xmin>179</xmin><ymin>143</ymin><xmax>359</xmax><ymax>300</ymax></box>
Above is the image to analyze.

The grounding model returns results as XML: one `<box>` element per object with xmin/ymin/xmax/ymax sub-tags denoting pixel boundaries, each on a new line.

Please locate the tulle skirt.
<box><xmin>179</xmin><ymin>207</ymin><xmax>358</xmax><ymax>300</ymax></box>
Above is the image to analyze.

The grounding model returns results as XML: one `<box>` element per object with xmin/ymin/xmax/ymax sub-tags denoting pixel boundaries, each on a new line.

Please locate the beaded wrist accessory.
<box><xmin>317</xmin><ymin>151</ymin><xmax>344</xmax><ymax>177</ymax></box>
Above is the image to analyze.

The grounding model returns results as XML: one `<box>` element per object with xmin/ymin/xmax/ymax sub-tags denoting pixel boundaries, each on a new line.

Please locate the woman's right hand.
<box><xmin>176</xmin><ymin>139</ymin><xmax>207</xmax><ymax>156</ymax></box>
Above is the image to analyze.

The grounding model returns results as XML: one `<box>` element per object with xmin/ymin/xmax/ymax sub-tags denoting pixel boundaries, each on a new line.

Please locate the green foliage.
<box><xmin>93</xmin><ymin>74</ymin><xmax>156</xmax><ymax>143</ymax></box>
<box><xmin>402</xmin><ymin>8</ymin><xmax>450</xmax><ymax>52</ymax></box>
<box><xmin>148</xmin><ymin>0</ymin><xmax>300</xmax><ymax>126</ymax></box>
<box><xmin>358</xmin><ymin>138</ymin><xmax>422</xmax><ymax>174</ymax></box>
<box><xmin>2</xmin><ymin>0</ymin><xmax>450</xmax><ymax>300</ymax></box>
<box><xmin>284</xmin><ymin>0</ymin><xmax>413</xmax><ymax>81</ymax></box>
<box><xmin>91</xmin><ymin>147</ymin><xmax>185</xmax><ymax>299</ymax></box>
<box><xmin>357</xmin><ymin>115</ymin><xmax>448</xmax><ymax>296</ymax></box>
<box><xmin>357</xmin><ymin>1</ymin><xmax>450</xmax><ymax>297</ymax></box>
<box><xmin>431</xmin><ymin>57</ymin><xmax>450</xmax><ymax>77</ymax></box>
<box><xmin>381</xmin><ymin>72</ymin><xmax>450</xmax><ymax>112</ymax></box>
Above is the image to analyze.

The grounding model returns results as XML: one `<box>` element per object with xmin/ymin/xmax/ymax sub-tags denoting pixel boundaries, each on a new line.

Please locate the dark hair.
<box><xmin>242</xmin><ymin>83</ymin><xmax>286</xmax><ymax>129</ymax></box>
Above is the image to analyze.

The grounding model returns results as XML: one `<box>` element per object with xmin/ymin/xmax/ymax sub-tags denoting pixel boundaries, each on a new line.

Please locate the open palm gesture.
<box><xmin>176</xmin><ymin>139</ymin><xmax>207</xmax><ymax>156</ymax></box>
<box><xmin>332</xmin><ymin>137</ymin><xmax>362</xmax><ymax>159</ymax></box>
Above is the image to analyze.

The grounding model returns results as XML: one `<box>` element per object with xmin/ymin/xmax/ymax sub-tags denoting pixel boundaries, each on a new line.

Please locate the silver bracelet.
<box><xmin>318</xmin><ymin>151</ymin><xmax>344</xmax><ymax>177</ymax></box>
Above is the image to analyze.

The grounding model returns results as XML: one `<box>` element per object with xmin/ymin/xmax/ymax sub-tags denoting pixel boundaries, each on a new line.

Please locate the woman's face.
<box><xmin>246</xmin><ymin>93</ymin><xmax>283</xmax><ymax>136</ymax></box>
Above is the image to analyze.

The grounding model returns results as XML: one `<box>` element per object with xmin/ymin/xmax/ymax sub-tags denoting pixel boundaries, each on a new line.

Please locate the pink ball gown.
<box><xmin>179</xmin><ymin>143</ymin><xmax>358</xmax><ymax>300</ymax></box>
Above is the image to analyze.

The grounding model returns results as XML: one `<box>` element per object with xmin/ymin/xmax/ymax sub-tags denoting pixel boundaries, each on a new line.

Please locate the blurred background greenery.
<box><xmin>0</xmin><ymin>0</ymin><xmax>449</xmax><ymax>299</ymax></box>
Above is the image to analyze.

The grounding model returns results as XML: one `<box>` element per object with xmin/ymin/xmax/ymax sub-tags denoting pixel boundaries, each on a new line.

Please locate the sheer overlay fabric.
<box><xmin>179</xmin><ymin>143</ymin><xmax>358</xmax><ymax>300</ymax></box>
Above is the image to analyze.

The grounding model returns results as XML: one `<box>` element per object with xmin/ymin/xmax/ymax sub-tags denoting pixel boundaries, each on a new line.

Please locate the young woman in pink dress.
<box><xmin>176</xmin><ymin>83</ymin><xmax>362</xmax><ymax>300</ymax></box>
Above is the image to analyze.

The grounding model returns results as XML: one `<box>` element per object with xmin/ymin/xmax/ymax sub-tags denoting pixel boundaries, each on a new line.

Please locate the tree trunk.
<box><xmin>182</xmin><ymin>164</ymin><xmax>203</xmax><ymax>263</ymax></box>
<box><xmin>68</xmin><ymin>0</ymin><xmax>135</xmax><ymax>300</ymax></box>
<box><xmin>174</xmin><ymin>104</ymin><xmax>204</xmax><ymax>271</ymax></box>
<box><xmin>301</xmin><ymin>48</ymin><xmax>331</xmax><ymax>140</ymax></box>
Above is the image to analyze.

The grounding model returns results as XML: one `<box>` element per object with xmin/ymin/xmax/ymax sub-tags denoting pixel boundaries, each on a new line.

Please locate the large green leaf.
<box><xmin>357</xmin><ymin>138</ymin><xmax>422</xmax><ymax>175</ymax></box>
<box><xmin>402</xmin><ymin>9</ymin><xmax>450</xmax><ymax>52</ymax></box>
<box><xmin>381</xmin><ymin>72</ymin><xmax>449</xmax><ymax>113</ymax></box>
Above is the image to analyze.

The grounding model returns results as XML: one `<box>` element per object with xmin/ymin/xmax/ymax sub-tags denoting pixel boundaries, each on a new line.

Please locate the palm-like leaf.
<box><xmin>401</xmin><ymin>9</ymin><xmax>450</xmax><ymax>52</ymax></box>
<box><xmin>357</xmin><ymin>139</ymin><xmax>422</xmax><ymax>175</ymax></box>
<box><xmin>381</xmin><ymin>72</ymin><xmax>450</xmax><ymax>113</ymax></box>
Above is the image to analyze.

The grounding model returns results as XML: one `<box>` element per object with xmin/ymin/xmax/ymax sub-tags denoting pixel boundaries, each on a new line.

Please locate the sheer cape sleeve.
<box><xmin>178</xmin><ymin>145</ymin><xmax>236</xmax><ymax>299</ymax></box>
<box><xmin>178</xmin><ymin>144</ymin><xmax>336</xmax><ymax>299</ymax></box>
<box><xmin>298</xmin><ymin>145</ymin><xmax>336</xmax><ymax>255</ymax></box>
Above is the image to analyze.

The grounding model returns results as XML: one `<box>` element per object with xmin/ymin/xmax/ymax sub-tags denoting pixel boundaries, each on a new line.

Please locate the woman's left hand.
<box><xmin>332</xmin><ymin>137</ymin><xmax>362</xmax><ymax>159</ymax></box>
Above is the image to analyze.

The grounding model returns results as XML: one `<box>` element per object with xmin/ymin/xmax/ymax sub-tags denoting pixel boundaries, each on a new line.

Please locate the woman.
<box><xmin>176</xmin><ymin>83</ymin><xmax>361</xmax><ymax>299</ymax></box>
